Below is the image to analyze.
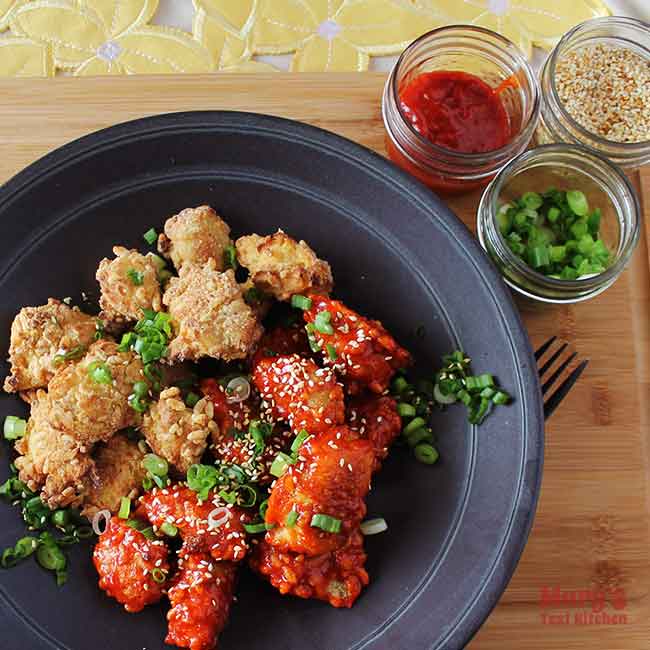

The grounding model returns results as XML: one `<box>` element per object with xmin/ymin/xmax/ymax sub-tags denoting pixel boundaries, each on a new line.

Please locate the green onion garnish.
<box><xmin>291</xmin><ymin>294</ymin><xmax>312</xmax><ymax>310</ymax></box>
<box><xmin>326</xmin><ymin>344</ymin><xmax>338</xmax><ymax>361</ymax></box>
<box><xmin>53</xmin><ymin>345</ymin><xmax>86</xmax><ymax>366</ymax></box>
<box><xmin>160</xmin><ymin>522</ymin><xmax>178</xmax><ymax>537</ymax></box>
<box><xmin>310</xmin><ymin>514</ymin><xmax>342</xmax><ymax>534</ymax></box>
<box><xmin>305</xmin><ymin>323</ymin><xmax>321</xmax><ymax>352</ymax></box>
<box><xmin>223</xmin><ymin>245</ymin><xmax>238</xmax><ymax>270</ymax></box>
<box><xmin>313</xmin><ymin>310</ymin><xmax>334</xmax><ymax>335</ymax></box>
<box><xmin>143</xmin><ymin>454</ymin><xmax>168</xmax><ymax>477</ymax></box>
<box><xmin>3</xmin><ymin>416</ymin><xmax>27</xmax><ymax>440</ymax></box>
<box><xmin>143</xmin><ymin>228</ymin><xmax>157</xmax><ymax>245</ymax></box>
<box><xmin>270</xmin><ymin>452</ymin><xmax>295</xmax><ymax>478</ymax></box>
<box><xmin>186</xmin><ymin>464</ymin><xmax>219</xmax><ymax>501</ymax></box>
<box><xmin>151</xmin><ymin>567</ymin><xmax>167</xmax><ymax>583</ymax></box>
<box><xmin>185</xmin><ymin>391</ymin><xmax>200</xmax><ymax>408</ymax></box>
<box><xmin>396</xmin><ymin>403</ymin><xmax>416</xmax><ymax>418</ymax></box>
<box><xmin>118</xmin><ymin>497</ymin><xmax>131</xmax><ymax>519</ymax></box>
<box><xmin>244</xmin><ymin>522</ymin><xmax>270</xmax><ymax>534</ymax></box>
<box><xmin>290</xmin><ymin>429</ymin><xmax>310</xmax><ymax>454</ymax></box>
<box><xmin>405</xmin><ymin>428</ymin><xmax>433</xmax><ymax>448</ymax></box>
<box><xmin>87</xmin><ymin>361</ymin><xmax>112</xmax><ymax>384</ymax></box>
<box><xmin>36</xmin><ymin>542</ymin><xmax>66</xmax><ymax>572</ymax></box>
<box><xmin>492</xmin><ymin>390</ymin><xmax>510</xmax><ymax>405</ymax></box>
<box><xmin>402</xmin><ymin>416</ymin><xmax>426</xmax><ymax>437</ymax></box>
<box><xmin>259</xmin><ymin>499</ymin><xmax>269</xmax><ymax>520</ymax></box>
<box><xmin>360</xmin><ymin>518</ymin><xmax>388</xmax><ymax>536</ymax></box>
<box><xmin>285</xmin><ymin>510</ymin><xmax>298</xmax><ymax>527</ymax></box>
<box><xmin>414</xmin><ymin>443</ymin><xmax>439</xmax><ymax>465</ymax></box>
<box><xmin>127</xmin><ymin>268</ymin><xmax>144</xmax><ymax>286</ymax></box>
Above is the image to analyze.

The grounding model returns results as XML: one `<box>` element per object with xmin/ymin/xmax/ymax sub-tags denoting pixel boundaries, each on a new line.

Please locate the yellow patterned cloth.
<box><xmin>0</xmin><ymin>0</ymin><xmax>611</xmax><ymax>76</ymax></box>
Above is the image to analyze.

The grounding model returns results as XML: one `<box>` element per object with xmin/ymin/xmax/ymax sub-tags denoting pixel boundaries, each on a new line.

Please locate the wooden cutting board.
<box><xmin>0</xmin><ymin>73</ymin><xmax>648</xmax><ymax>650</ymax></box>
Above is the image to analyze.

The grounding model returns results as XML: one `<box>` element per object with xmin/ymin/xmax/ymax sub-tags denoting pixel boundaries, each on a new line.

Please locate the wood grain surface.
<box><xmin>0</xmin><ymin>73</ymin><xmax>648</xmax><ymax>649</ymax></box>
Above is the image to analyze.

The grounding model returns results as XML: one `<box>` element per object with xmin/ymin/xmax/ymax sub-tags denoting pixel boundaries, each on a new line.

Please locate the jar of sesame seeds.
<box><xmin>535</xmin><ymin>17</ymin><xmax>650</xmax><ymax>169</ymax></box>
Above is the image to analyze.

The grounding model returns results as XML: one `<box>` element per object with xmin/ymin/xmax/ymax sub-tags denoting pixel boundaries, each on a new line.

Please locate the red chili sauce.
<box><xmin>387</xmin><ymin>70</ymin><xmax>513</xmax><ymax>194</ymax></box>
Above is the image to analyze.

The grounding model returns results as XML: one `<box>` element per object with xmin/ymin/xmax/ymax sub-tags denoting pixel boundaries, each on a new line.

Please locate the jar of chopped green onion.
<box><xmin>477</xmin><ymin>145</ymin><xmax>640</xmax><ymax>303</ymax></box>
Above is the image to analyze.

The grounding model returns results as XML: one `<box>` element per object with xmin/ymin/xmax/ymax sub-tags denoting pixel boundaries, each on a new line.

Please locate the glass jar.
<box><xmin>536</xmin><ymin>17</ymin><xmax>650</xmax><ymax>168</ymax></box>
<box><xmin>477</xmin><ymin>145</ymin><xmax>640</xmax><ymax>303</ymax></box>
<box><xmin>382</xmin><ymin>25</ymin><xmax>540</xmax><ymax>195</ymax></box>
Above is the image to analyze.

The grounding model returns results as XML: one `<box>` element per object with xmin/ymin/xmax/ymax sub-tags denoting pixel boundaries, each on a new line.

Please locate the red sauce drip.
<box><xmin>399</xmin><ymin>70</ymin><xmax>510</xmax><ymax>153</ymax></box>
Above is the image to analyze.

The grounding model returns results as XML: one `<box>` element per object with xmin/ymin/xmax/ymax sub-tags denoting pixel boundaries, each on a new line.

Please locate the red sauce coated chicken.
<box><xmin>166</xmin><ymin>553</ymin><xmax>237</xmax><ymax>650</ymax></box>
<box><xmin>252</xmin><ymin>354</ymin><xmax>345</xmax><ymax>433</ymax></box>
<box><xmin>93</xmin><ymin>518</ymin><xmax>170</xmax><ymax>612</ymax></box>
<box><xmin>251</xmin><ymin>529</ymin><xmax>368</xmax><ymax>608</ymax></box>
<box><xmin>264</xmin><ymin>426</ymin><xmax>374</xmax><ymax>556</ymax></box>
<box><xmin>251</xmin><ymin>324</ymin><xmax>311</xmax><ymax>368</ymax></box>
<box><xmin>303</xmin><ymin>295</ymin><xmax>411</xmax><ymax>394</ymax></box>
<box><xmin>138</xmin><ymin>485</ymin><xmax>248</xmax><ymax>562</ymax></box>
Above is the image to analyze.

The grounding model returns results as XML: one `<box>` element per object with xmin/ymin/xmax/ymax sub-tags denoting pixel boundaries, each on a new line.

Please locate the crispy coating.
<box><xmin>141</xmin><ymin>387</ymin><xmax>216</xmax><ymax>475</ymax></box>
<box><xmin>236</xmin><ymin>231</ymin><xmax>333</xmax><ymax>301</ymax></box>
<box><xmin>304</xmin><ymin>294</ymin><xmax>411</xmax><ymax>394</ymax></box>
<box><xmin>158</xmin><ymin>205</ymin><xmax>232</xmax><ymax>272</ymax></box>
<box><xmin>166</xmin><ymin>554</ymin><xmax>237</xmax><ymax>650</ymax></box>
<box><xmin>264</xmin><ymin>426</ymin><xmax>374</xmax><ymax>556</ymax></box>
<box><xmin>251</xmin><ymin>530</ymin><xmax>368</xmax><ymax>608</ymax></box>
<box><xmin>201</xmin><ymin>379</ymin><xmax>293</xmax><ymax>485</ymax></box>
<box><xmin>82</xmin><ymin>434</ymin><xmax>147</xmax><ymax>518</ymax></box>
<box><xmin>252</xmin><ymin>354</ymin><xmax>345</xmax><ymax>434</ymax></box>
<box><xmin>93</xmin><ymin>518</ymin><xmax>170</xmax><ymax>613</ymax></box>
<box><xmin>96</xmin><ymin>246</ymin><xmax>162</xmax><ymax>324</ymax></box>
<box><xmin>138</xmin><ymin>485</ymin><xmax>248</xmax><ymax>562</ymax></box>
<box><xmin>14</xmin><ymin>390</ymin><xmax>94</xmax><ymax>509</ymax></box>
<box><xmin>348</xmin><ymin>395</ymin><xmax>402</xmax><ymax>471</ymax></box>
<box><xmin>163</xmin><ymin>261</ymin><xmax>263</xmax><ymax>363</ymax></box>
<box><xmin>3</xmin><ymin>299</ymin><xmax>96</xmax><ymax>393</ymax></box>
<box><xmin>46</xmin><ymin>339</ymin><xmax>145</xmax><ymax>445</ymax></box>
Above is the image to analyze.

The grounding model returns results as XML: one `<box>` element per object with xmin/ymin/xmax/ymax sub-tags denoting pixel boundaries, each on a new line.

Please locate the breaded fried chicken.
<box><xmin>141</xmin><ymin>387</ymin><xmax>216</xmax><ymax>475</ymax></box>
<box><xmin>236</xmin><ymin>230</ymin><xmax>333</xmax><ymax>301</ymax></box>
<box><xmin>96</xmin><ymin>246</ymin><xmax>162</xmax><ymax>325</ymax></box>
<box><xmin>158</xmin><ymin>205</ymin><xmax>232</xmax><ymax>271</ymax></box>
<box><xmin>163</xmin><ymin>261</ymin><xmax>262</xmax><ymax>362</ymax></box>
<box><xmin>3</xmin><ymin>299</ymin><xmax>96</xmax><ymax>393</ymax></box>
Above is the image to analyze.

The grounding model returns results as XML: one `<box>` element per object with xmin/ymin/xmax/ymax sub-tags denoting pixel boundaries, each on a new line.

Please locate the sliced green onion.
<box><xmin>14</xmin><ymin>536</ymin><xmax>39</xmax><ymax>558</ymax></box>
<box><xmin>285</xmin><ymin>510</ymin><xmax>298</xmax><ymax>527</ymax></box>
<box><xmin>406</xmin><ymin>428</ymin><xmax>433</xmax><ymax>448</ymax></box>
<box><xmin>186</xmin><ymin>464</ymin><xmax>219</xmax><ymax>501</ymax></box>
<box><xmin>492</xmin><ymin>391</ymin><xmax>510</xmax><ymax>405</ymax></box>
<box><xmin>237</xmin><ymin>485</ymin><xmax>258</xmax><ymax>508</ymax></box>
<box><xmin>305</xmin><ymin>323</ymin><xmax>322</xmax><ymax>352</ymax></box>
<box><xmin>360</xmin><ymin>518</ymin><xmax>388</xmax><ymax>536</ymax></box>
<box><xmin>160</xmin><ymin>522</ymin><xmax>178</xmax><ymax>537</ymax></box>
<box><xmin>402</xmin><ymin>416</ymin><xmax>426</xmax><ymax>437</ymax></box>
<box><xmin>4</xmin><ymin>416</ymin><xmax>27</xmax><ymax>440</ymax></box>
<box><xmin>118</xmin><ymin>497</ymin><xmax>131</xmax><ymax>519</ymax></box>
<box><xmin>56</xmin><ymin>570</ymin><xmax>67</xmax><ymax>586</ymax></box>
<box><xmin>51</xmin><ymin>510</ymin><xmax>69</xmax><ymax>528</ymax></box>
<box><xmin>480</xmin><ymin>387</ymin><xmax>496</xmax><ymax>400</ymax></box>
<box><xmin>132</xmin><ymin>381</ymin><xmax>149</xmax><ymax>398</ymax></box>
<box><xmin>391</xmin><ymin>376</ymin><xmax>409</xmax><ymax>394</ymax></box>
<box><xmin>76</xmin><ymin>526</ymin><xmax>94</xmax><ymax>539</ymax></box>
<box><xmin>53</xmin><ymin>345</ymin><xmax>86</xmax><ymax>366</ymax></box>
<box><xmin>326</xmin><ymin>344</ymin><xmax>338</xmax><ymax>361</ymax></box>
<box><xmin>143</xmin><ymin>454</ymin><xmax>168</xmax><ymax>477</ymax></box>
<box><xmin>310</xmin><ymin>513</ymin><xmax>342</xmax><ymax>534</ymax></box>
<box><xmin>433</xmin><ymin>383</ymin><xmax>457</xmax><ymax>405</ymax></box>
<box><xmin>313</xmin><ymin>310</ymin><xmax>334</xmax><ymax>335</ymax></box>
<box><xmin>87</xmin><ymin>361</ymin><xmax>112</xmax><ymax>385</ymax></box>
<box><xmin>36</xmin><ymin>543</ymin><xmax>66</xmax><ymax>571</ymax></box>
<box><xmin>396</xmin><ymin>403</ymin><xmax>416</xmax><ymax>417</ymax></box>
<box><xmin>414</xmin><ymin>444</ymin><xmax>439</xmax><ymax>465</ymax></box>
<box><xmin>143</xmin><ymin>228</ymin><xmax>157</xmax><ymax>245</ymax></box>
<box><xmin>185</xmin><ymin>391</ymin><xmax>200</xmax><ymax>408</ymax></box>
<box><xmin>465</xmin><ymin>374</ymin><xmax>494</xmax><ymax>391</ymax></box>
<box><xmin>259</xmin><ymin>499</ymin><xmax>269</xmax><ymax>519</ymax></box>
<box><xmin>127</xmin><ymin>268</ymin><xmax>144</xmax><ymax>286</ymax></box>
<box><xmin>151</xmin><ymin>567</ymin><xmax>167</xmax><ymax>583</ymax></box>
<box><xmin>147</xmin><ymin>253</ymin><xmax>167</xmax><ymax>271</ymax></box>
<box><xmin>223</xmin><ymin>245</ymin><xmax>238</xmax><ymax>270</ymax></box>
<box><xmin>270</xmin><ymin>452</ymin><xmax>295</xmax><ymax>478</ymax></box>
<box><xmin>290</xmin><ymin>429</ymin><xmax>310</xmax><ymax>454</ymax></box>
<box><xmin>244</xmin><ymin>522</ymin><xmax>270</xmax><ymax>534</ymax></box>
<box><xmin>128</xmin><ymin>393</ymin><xmax>149</xmax><ymax>413</ymax></box>
<box><xmin>291</xmin><ymin>294</ymin><xmax>312</xmax><ymax>310</ymax></box>
<box><xmin>567</xmin><ymin>189</ymin><xmax>588</xmax><ymax>216</ymax></box>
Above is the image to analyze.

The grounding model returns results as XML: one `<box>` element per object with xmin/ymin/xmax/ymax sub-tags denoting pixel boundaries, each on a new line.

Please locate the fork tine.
<box><xmin>543</xmin><ymin>359</ymin><xmax>589</xmax><ymax>419</ymax></box>
<box><xmin>541</xmin><ymin>351</ymin><xmax>577</xmax><ymax>395</ymax></box>
<box><xmin>538</xmin><ymin>342</ymin><xmax>569</xmax><ymax>377</ymax></box>
<box><xmin>535</xmin><ymin>336</ymin><xmax>557</xmax><ymax>360</ymax></box>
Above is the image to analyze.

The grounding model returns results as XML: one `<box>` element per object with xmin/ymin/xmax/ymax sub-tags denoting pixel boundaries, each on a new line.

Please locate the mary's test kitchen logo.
<box><xmin>539</xmin><ymin>585</ymin><xmax>628</xmax><ymax>625</ymax></box>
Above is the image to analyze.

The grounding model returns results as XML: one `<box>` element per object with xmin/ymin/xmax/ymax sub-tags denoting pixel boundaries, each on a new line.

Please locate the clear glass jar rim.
<box><xmin>547</xmin><ymin>16</ymin><xmax>650</xmax><ymax>151</ymax></box>
<box><xmin>480</xmin><ymin>143</ymin><xmax>641</xmax><ymax>291</ymax></box>
<box><xmin>390</xmin><ymin>24</ymin><xmax>540</xmax><ymax>161</ymax></box>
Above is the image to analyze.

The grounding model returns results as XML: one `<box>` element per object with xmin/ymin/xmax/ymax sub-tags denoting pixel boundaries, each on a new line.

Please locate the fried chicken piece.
<box><xmin>236</xmin><ymin>230</ymin><xmax>333</xmax><ymax>301</ymax></box>
<box><xmin>46</xmin><ymin>339</ymin><xmax>145</xmax><ymax>445</ymax></box>
<box><xmin>93</xmin><ymin>518</ymin><xmax>170</xmax><ymax>613</ymax></box>
<box><xmin>252</xmin><ymin>354</ymin><xmax>345</xmax><ymax>434</ymax></box>
<box><xmin>158</xmin><ymin>205</ymin><xmax>232</xmax><ymax>272</ymax></box>
<box><xmin>141</xmin><ymin>387</ymin><xmax>216</xmax><ymax>475</ymax></box>
<box><xmin>82</xmin><ymin>434</ymin><xmax>147</xmax><ymax>518</ymax></box>
<box><xmin>163</xmin><ymin>261</ymin><xmax>263</xmax><ymax>363</ymax></box>
<box><xmin>348</xmin><ymin>395</ymin><xmax>402</xmax><ymax>471</ymax></box>
<box><xmin>166</xmin><ymin>554</ymin><xmax>237</xmax><ymax>650</ymax></box>
<box><xmin>96</xmin><ymin>246</ymin><xmax>162</xmax><ymax>325</ymax></box>
<box><xmin>138</xmin><ymin>485</ymin><xmax>248</xmax><ymax>562</ymax></box>
<box><xmin>303</xmin><ymin>294</ymin><xmax>411</xmax><ymax>394</ymax></box>
<box><xmin>251</xmin><ymin>530</ymin><xmax>368</xmax><ymax>608</ymax></box>
<box><xmin>201</xmin><ymin>378</ymin><xmax>293</xmax><ymax>485</ymax></box>
<box><xmin>264</xmin><ymin>426</ymin><xmax>374</xmax><ymax>556</ymax></box>
<box><xmin>3</xmin><ymin>299</ymin><xmax>96</xmax><ymax>393</ymax></box>
<box><xmin>250</xmin><ymin>325</ymin><xmax>311</xmax><ymax>369</ymax></box>
<box><xmin>14</xmin><ymin>390</ymin><xmax>94</xmax><ymax>509</ymax></box>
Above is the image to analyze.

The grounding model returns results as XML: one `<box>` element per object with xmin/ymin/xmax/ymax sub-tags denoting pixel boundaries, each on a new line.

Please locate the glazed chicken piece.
<box><xmin>141</xmin><ymin>387</ymin><xmax>216</xmax><ymax>475</ymax></box>
<box><xmin>46</xmin><ymin>339</ymin><xmax>145</xmax><ymax>445</ymax></box>
<box><xmin>201</xmin><ymin>378</ymin><xmax>293</xmax><ymax>485</ymax></box>
<box><xmin>250</xmin><ymin>529</ymin><xmax>368</xmax><ymax>608</ymax></box>
<box><xmin>166</xmin><ymin>553</ymin><xmax>237</xmax><ymax>650</ymax></box>
<box><xmin>158</xmin><ymin>205</ymin><xmax>232</xmax><ymax>272</ymax></box>
<box><xmin>252</xmin><ymin>354</ymin><xmax>345</xmax><ymax>434</ymax></box>
<box><xmin>96</xmin><ymin>246</ymin><xmax>162</xmax><ymax>325</ymax></box>
<box><xmin>3</xmin><ymin>298</ymin><xmax>96</xmax><ymax>393</ymax></box>
<box><xmin>264</xmin><ymin>426</ymin><xmax>374</xmax><ymax>557</ymax></box>
<box><xmin>93</xmin><ymin>517</ymin><xmax>170</xmax><ymax>613</ymax></box>
<box><xmin>303</xmin><ymin>294</ymin><xmax>411</xmax><ymax>394</ymax></box>
<box><xmin>14</xmin><ymin>390</ymin><xmax>94</xmax><ymax>509</ymax></box>
<box><xmin>138</xmin><ymin>485</ymin><xmax>248</xmax><ymax>562</ymax></box>
<box><xmin>250</xmin><ymin>324</ymin><xmax>311</xmax><ymax>369</ymax></box>
<box><xmin>347</xmin><ymin>395</ymin><xmax>402</xmax><ymax>471</ymax></box>
<box><xmin>163</xmin><ymin>262</ymin><xmax>263</xmax><ymax>363</ymax></box>
<box><xmin>81</xmin><ymin>434</ymin><xmax>147</xmax><ymax>518</ymax></box>
<box><xmin>236</xmin><ymin>230</ymin><xmax>333</xmax><ymax>301</ymax></box>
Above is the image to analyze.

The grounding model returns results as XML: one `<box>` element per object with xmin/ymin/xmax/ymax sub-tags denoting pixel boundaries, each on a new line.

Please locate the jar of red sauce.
<box><xmin>382</xmin><ymin>26</ymin><xmax>540</xmax><ymax>195</ymax></box>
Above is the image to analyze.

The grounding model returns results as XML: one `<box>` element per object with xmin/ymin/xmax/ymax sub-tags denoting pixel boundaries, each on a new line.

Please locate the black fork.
<box><xmin>535</xmin><ymin>336</ymin><xmax>589</xmax><ymax>419</ymax></box>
